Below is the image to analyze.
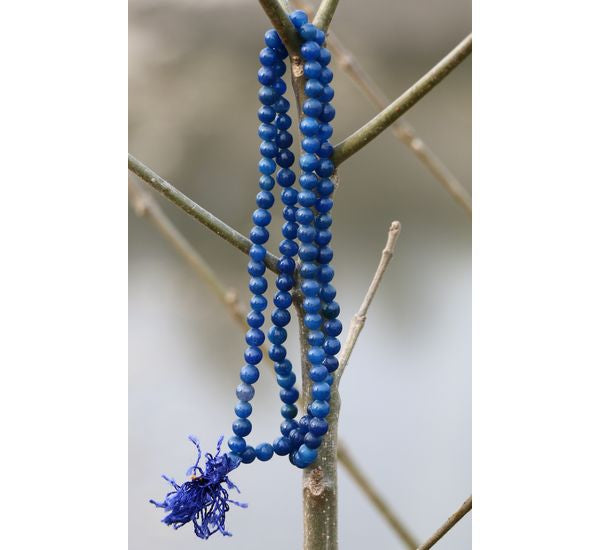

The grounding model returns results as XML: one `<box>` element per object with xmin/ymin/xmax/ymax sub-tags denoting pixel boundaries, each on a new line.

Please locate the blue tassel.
<box><xmin>150</xmin><ymin>436</ymin><xmax>247</xmax><ymax>539</ymax></box>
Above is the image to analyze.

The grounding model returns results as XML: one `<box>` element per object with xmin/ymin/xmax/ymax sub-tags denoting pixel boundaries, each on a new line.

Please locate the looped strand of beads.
<box><xmin>152</xmin><ymin>9</ymin><xmax>341</xmax><ymax>540</ymax></box>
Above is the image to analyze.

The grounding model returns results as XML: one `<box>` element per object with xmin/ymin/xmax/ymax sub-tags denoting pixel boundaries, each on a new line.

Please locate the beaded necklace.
<box><xmin>151</xmin><ymin>10</ymin><xmax>341</xmax><ymax>540</ymax></box>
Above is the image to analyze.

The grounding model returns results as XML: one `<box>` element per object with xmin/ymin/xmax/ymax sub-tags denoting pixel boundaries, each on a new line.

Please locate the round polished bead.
<box><xmin>281</xmin><ymin>403</ymin><xmax>298</xmax><ymax>419</ymax></box>
<box><xmin>299</xmin><ymin>244</ymin><xmax>318</xmax><ymax>261</ymax></box>
<box><xmin>277</xmin><ymin>168</ymin><xmax>295</xmax><ymax>187</ymax></box>
<box><xmin>304</xmin><ymin>313</ymin><xmax>322</xmax><ymax>330</ymax></box>
<box><xmin>318</xmin><ymin>141</ymin><xmax>334</xmax><ymax>159</ymax></box>
<box><xmin>268</xmin><ymin>326</ymin><xmax>287</xmax><ymax>344</ymax></box>
<box><xmin>274</xmin><ymin>291</ymin><xmax>292</xmax><ymax>309</ymax></box>
<box><xmin>307</xmin><ymin>330</ymin><xmax>325</xmax><ymax>346</ymax></box>
<box><xmin>319</xmin><ymin>283</ymin><xmax>336</xmax><ymax>302</ymax></box>
<box><xmin>310</xmin><ymin>400</ymin><xmax>330</xmax><ymax>418</ymax></box>
<box><xmin>264</xmin><ymin>29</ymin><xmax>283</xmax><ymax>49</ymax></box>
<box><xmin>300</xmin><ymin>262</ymin><xmax>319</xmax><ymax>279</ymax></box>
<box><xmin>256</xmin><ymin>190</ymin><xmax>274</xmax><ymax>208</ymax></box>
<box><xmin>308</xmin><ymin>347</ymin><xmax>325</xmax><ymax>364</ymax></box>
<box><xmin>259</xmin><ymin>47</ymin><xmax>277</xmax><ymax>66</ymax></box>
<box><xmin>274</xmin><ymin>359</ymin><xmax>292</xmax><ymax>375</ymax></box>
<box><xmin>278</xmin><ymin>257</ymin><xmax>295</xmax><ymax>274</ymax></box>
<box><xmin>317</xmin><ymin>178</ymin><xmax>334</xmax><ymax>196</ymax></box>
<box><xmin>304</xmin><ymin>61</ymin><xmax>322</xmax><ymax>79</ymax></box>
<box><xmin>300</xmin><ymin>117</ymin><xmax>319</xmax><ymax>136</ymax></box>
<box><xmin>249</xmin><ymin>276</ymin><xmax>267</xmax><ymax>294</ymax></box>
<box><xmin>246</xmin><ymin>310</ymin><xmax>264</xmax><ymax>328</ymax></box>
<box><xmin>322</xmin><ymin>301</ymin><xmax>340</xmax><ymax>319</ymax></box>
<box><xmin>277</xmin><ymin>149</ymin><xmax>294</xmax><ymax>168</ymax></box>
<box><xmin>247</xmin><ymin>260</ymin><xmax>265</xmax><ymax>277</ymax></box>
<box><xmin>301</xmin><ymin>136</ymin><xmax>321</xmax><ymax>154</ymax></box>
<box><xmin>259</xmin><ymin>141</ymin><xmax>277</xmax><ymax>157</ymax></box>
<box><xmin>256</xmin><ymin>442</ymin><xmax>274</xmax><ymax>461</ymax></box>
<box><xmin>312</xmin><ymin>381</ymin><xmax>331</xmax><ymax>400</ymax></box>
<box><xmin>276</xmin><ymin>274</ymin><xmax>294</xmax><ymax>291</ymax></box>
<box><xmin>303</xmin><ymin>296</ymin><xmax>321</xmax><ymax>313</ymax></box>
<box><xmin>319</xmin><ymin>265</ymin><xmax>334</xmax><ymax>283</ymax></box>
<box><xmin>280</xmin><ymin>419</ymin><xmax>298</xmax><ymax>436</ymax></box>
<box><xmin>281</xmin><ymin>188</ymin><xmax>298</xmax><ymax>206</ymax></box>
<box><xmin>276</xmin><ymin>130</ymin><xmax>293</xmax><ymax>148</ymax></box>
<box><xmin>309</xmin><ymin>417</ymin><xmax>328</xmax><ymax>436</ymax></box>
<box><xmin>269</xmin><ymin>344</ymin><xmax>286</xmax><ymax>362</ymax></box>
<box><xmin>309</xmin><ymin>365</ymin><xmax>328</xmax><ymax>382</ymax></box>
<box><xmin>318</xmin><ymin>123</ymin><xmax>333</xmax><ymax>140</ymax></box>
<box><xmin>315</xmin><ymin>229</ymin><xmax>332</xmax><ymax>246</ymax></box>
<box><xmin>258</xmin><ymin>86</ymin><xmax>277</xmax><ymax>105</ymax></box>
<box><xmin>320</xmin><ymin>67</ymin><xmax>333</xmax><ymax>84</ymax></box>
<box><xmin>326</xmin><ymin>374</ymin><xmax>334</xmax><ymax>385</ymax></box>
<box><xmin>273</xmin><ymin>78</ymin><xmax>287</xmax><ymax>96</ymax></box>
<box><xmin>273</xmin><ymin>60</ymin><xmax>286</xmax><ymax>77</ymax></box>
<box><xmin>304</xmin><ymin>432</ymin><xmax>322</xmax><ymax>449</ymax></box>
<box><xmin>324</xmin><ymin>337</ymin><xmax>341</xmax><ymax>355</ymax></box>
<box><xmin>245</xmin><ymin>328</ymin><xmax>265</xmax><ymax>346</ymax></box>
<box><xmin>276</xmin><ymin>372</ymin><xmax>296</xmax><ymax>389</ymax></box>
<box><xmin>276</xmin><ymin>113</ymin><xmax>292</xmax><ymax>130</ymax></box>
<box><xmin>228</xmin><ymin>435</ymin><xmax>247</xmax><ymax>453</ymax></box>
<box><xmin>298</xmin><ymin>224</ymin><xmax>316</xmax><ymax>242</ymax></box>
<box><xmin>296</xmin><ymin>207</ymin><xmax>314</xmax><ymax>224</ymax></box>
<box><xmin>315</xmin><ymin>28</ymin><xmax>326</xmax><ymax>45</ymax></box>
<box><xmin>298</xmin><ymin>444</ymin><xmax>317</xmax><ymax>464</ymax></box>
<box><xmin>235</xmin><ymin>401</ymin><xmax>252</xmax><ymax>419</ymax></box>
<box><xmin>303</xmin><ymin>98</ymin><xmax>323</xmax><ymax>118</ymax></box>
<box><xmin>299</xmin><ymin>23</ymin><xmax>318</xmax><ymax>41</ymax></box>
<box><xmin>301</xmin><ymin>280</ymin><xmax>320</xmax><ymax>297</ymax></box>
<box><xmin>259</xmin><ymin>175</ymin><xmax>275</xmax><ymax>191</ymax></box>
<box><xmin>258</xmin><ymin>123</ymin><xmax>276</xmax><ymax>141</ymax></box>
<box><xmin>233</xmin><ymin>418</ymin><xmax>252</xmax><ymax>437</ymax></box>
<box><xmin>273</xmin><ymin>436</ymin><xmax>292</xmax><ymax>456</ymax></box>
<box><xmin>315</xmin><ymin>214</ymin><xmax>332</xmax><ymax>229</ymax></box>
<box><xmin>289</xmin><ymin>428</ymin><xmax>304</xmax><ymax>448</ymax></box>
<box><xmin>279</xmin><ymin>239</ymin><xmax>298</xmax><ymax>257</ymax></box>
<box><xmin>300</xmin><ymin>153</ymin><xmax>319</xmax><ymax>172</ymax></box>
<box><xmin>319</xmin><ymin>48</ymin><xmax>332</xmax><ymax>66</ymax></box>
<box><xmin>272</xmin><ymin>308</ymin><xmax>291</xmax><ymax>327</ymax></box>
<box><xmin>250</xmin><ymin>226</ymin><xmax>269</xmax><ymax>245</ymax></box>
<box><xmin>320</xmin><ymin>103</ymin><xmax>336</xmax><ymax>123</ymax></box>
<box><xmin>273</xmin><ymin>97</ymin><xmax>290</xmax><ymax>113</ymax></box>
<box><xmin>323</xmin><ymin>356</ymin><xmax>339</xmax><ymax>372</ymax></box>
<box><xmin>324</xmin><ymin>318</ymin><xmax>342</xmax><ymax>336</ymax></box>
<box><xmin>318</xmin><ymin>246</ymin><xmax>334</xmax><ymax>264</ymax></box>
<box><xmin>298</xmin><ymin>415</ymin><xmax>311</xmax><ymax>433</ymax></box>
<box><xmin>283</xmin><ymin>206</ymin><xmax>297</xmax><ymax>221</ymax></box>
<box><xmin>321</xmin><ymin>85</ymin><xmax>334</xmax><ymax>102</ymax></box>
<box><xmin>292</xmin><ymin>452</ymin><xmax>308</xmax><ymax>468</ymax></box>
<box><xmin>240</xmin><ymin>364</ymin><xmax>260</xmax><ymax>384</ymax></box>
<box><xmin>282</xmin><ymin>221</ymin><xmax>298</xmax><ymax>238</ymax></box>
<box><xmin>258</xmin><ymin>105</ymin><xmax>276</xmax><ymax>122</ymax></box>
<box><xmin>244</xmin><ymin>346</ymin><xmax>262</xmax><ymax>365</ymax></box>
<box><xmin>305</xmin><ymin>78</ymin><xmax>324</xmax><ymax>98</ymax></box>
<box><xmin>290</xmin><ymin>9</ymin><xmax>308</xmax><ymax>28</ymax></box>
<box><xmin>301</xmin><ymin>41</ymin><xmax>321</xmax><ymax>61</ymax></box>
<box><xmin>252</xmin><ymin>208</ymin><xmax>271</xmax><ymax>226</ymax></box>
<box><xmin>258</xmin><ymin>157</ymin><xmax>276</xmax><ymax>175</ymax></box>
<box><xmin>241</xmin><ymin>446</ymin><xmax>256</xmax><ymax>464</ymax></box>
<box><xmin>317</xmin><ymin>160</ymin><xmax>335</xmax><ymax>178</ymax></box>
<box><xmin>280</xmin><ymin>387</ymin><xmax>299</xmax><ymax>404</ymax></box>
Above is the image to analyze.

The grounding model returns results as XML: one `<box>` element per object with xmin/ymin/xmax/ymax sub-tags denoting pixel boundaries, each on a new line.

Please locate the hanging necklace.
<box><xmin>151</xmin><ymin>9</ymin><xmax>341</xmax><ymax>539</ymax></box>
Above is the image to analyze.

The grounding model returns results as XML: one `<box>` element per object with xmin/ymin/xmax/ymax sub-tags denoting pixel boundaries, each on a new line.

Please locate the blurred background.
<box><xmin>129</xmin><ymin>0</ymin><xmax>471</xmax><ymax>548</ymax></box>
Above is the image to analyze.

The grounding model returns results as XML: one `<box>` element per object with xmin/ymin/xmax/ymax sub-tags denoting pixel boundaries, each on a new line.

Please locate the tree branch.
<box><xmin>257</xmin><ymin>0</ymin><xmax>301</xmax><ymax>54</ymax></box>
<box><xmin>336</xmin><ymin>221</ymin><xmax>401</xmax><ymax>379</ymax></box>
<box><xmin>313</xmin><ymin>0</ymin><xmax>340</xmax><ymax>32</ymax></box>
<box><xmin>333</xmin><ymin>34</ymin><xmax>472</xmax><ymax>166</ymax></box>
<box><xmin>416</xmin><ymin>496</ymin><xmax>472</xmax><ymax>550</ymax></box>
<box><xmin>128</xmin><ymin>154</ymin><xmax>280</xmax><ymax>274</ymax></box>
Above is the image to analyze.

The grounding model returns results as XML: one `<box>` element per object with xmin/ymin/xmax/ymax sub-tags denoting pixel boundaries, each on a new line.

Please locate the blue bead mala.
<box><xmin>151</xmin><ymin>10</ymin><xmax>341</xmax><ymax>540</ymax></box>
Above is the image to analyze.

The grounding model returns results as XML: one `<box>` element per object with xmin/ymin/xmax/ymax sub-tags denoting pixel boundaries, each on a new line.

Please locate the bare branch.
<box><xmin>416</xmin><ymin>496</ymin><xmax>472</xmax><ymax>550</ymax></box>
<box><xmin>336</xmin><ymin>221</ymin><xmax>401</xmax><ymax>379</ymax></box>
<box><xmin>337</xmin><ymin>444</ymin><xmax>418</xmax><ymax>548</ymax></box>
<box><xmin>333</xmin><ymin>34</ymin><xmax>472</xmax><ymax>166</ymax></box>
<box><xmin>313</xmin><ymin>0</ymin><xmax>340</xmax><ymax>32</ymax></box>
<box><xmin>128</xmin><ymin>154</ymin><xmax>280</xmax><ymax>274</ymax></box>
<box><xmin>257</xmin><ymin>0</ymin><xmax>301</xmax><ymax>54</ymax></box>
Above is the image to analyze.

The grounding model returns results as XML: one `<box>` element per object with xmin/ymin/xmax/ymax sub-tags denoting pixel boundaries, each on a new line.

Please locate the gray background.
<box><xmin>129</xmin><ymin>0</ymin><xmax>471</xmax><ymax>547</ymax></box>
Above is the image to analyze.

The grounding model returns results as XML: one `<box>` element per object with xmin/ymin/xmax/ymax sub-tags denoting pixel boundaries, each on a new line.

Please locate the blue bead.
<box><xmin>308</xmin><ymin>330</ymin><xmax>325</xmax><ymax>346</ymax></box>
<box><xmin>318</xmin><ymin>123</ymin><xmax>333</xmax><ymax>141</ymax></box>
<box><xmin>264</xmin><ymin>29</ymin><xmax>283</xmax><ymax>49</ymax></box>
<box><xmin>292</xmin><ymin>452</ymin><xmax>309</xmax><ymax>468</ymax></box>
<box><xmin>228</xmin><ymin>435</ymin><xmax>246</xmax><ymax>453</ymax></box>
<box><xmin>304</xmin><ymin>314</ymin><xmax>322</xmax><ymax>330</ymax></box>
<box><xmin>274</xmin><ymin>359</ymin><xmax>292</xmax><ymax>375</ymax></box>
<box><xmin>299</xmin><ymin>23</ymin><xmax>318</xmax><ymax>41</ymax></box>
<box><xmin>326</xmin><ymin>373</ymin><xmax>334</xmax><ymax>385</ymax></box>
<box><xmin>235</xmin><ymin>401</ymin><xmax>252</xmax><ymax>418</ymax></box>
<box><xmin>321</xmin><ymin>85</ymin><xmax>334</xmax><ymax>102</ymax></box>
<box><xmin>233</xmin><ymin>418</ymin><xmax>252</xmax><ymax>437</ymax></box>
<box><xmin>300</xmin><ymin>262</ymin><xmax>319</xmax><ymax>279</ymax></box>
<box><xmin>324</xmin><ymin>318</ymin><xmax>342</xmax><ymax>336</ymax></box>
<box><xmin>272</xmin><ymin>308</ymin><xmax>291</xmax><ymax>327</ymax></box>
<box><xmin>301</xmin><ymin>280</ymin><xmax>320</xmax><ymax>297</ymax></box>
<box><xmin>280</xmin><ymin>387</ymin><xmax>299</xmax><ymax>404</ymax></box>
<box><xmin>260</xmin><ymin>141</ymin><xmax>277</xmax><ymax>157</ymax></box>
<box><xmin>252</xmin><ymin>208</ymin><xmax>271</xmax><ymax>226</ymax></box>
<box><xmin>290</xmin><ymin>9</ymin><xmax>308</xmax><ymax>28</ymax></box>
<box><xmin>247</xmin><ymin>260</ymin><xmax>265</xmax><ymax>277</ymax></box>
<box><xmin>305</xmin><ymin>78</ymin><xmax>324</xmax><ymax>98</ymax></box>
<box><xmin>303</xmin><ymin>296</ymin><xmax>321</xmax><ymax>313</ymax></box>
<box><xmin>323</xmin><ymin>356</ymin><xmax>339</xmax><ymax>372</ymax></box>
<box><xmin>323</xmin><ymin>301</ymin><xmax>340</xmax><ymax>319</ymax></box>
<box><xmin>297</xmin><ymin>444</ymin><xmax>317</xmax><ymax>464</ymax></box>
<box><xmin>259</xmin><ymin>175</ymin><xmax>275</xmax><ymax>191</ymax></box>
<box><xmin>300</xmin><ymin>153</ymin><xmax>319</xmax><ymax>172</ymax></box>
<box><xmin>302</xmin><ymin>136</ymin><xmax>321</xmax><ymax>154</ymax></box>
<box><xmin>296</xmin><ymin>207</ymin><xmax>314</xmax><ymax>224</ymax></box>
<box><xmin>315</xmin><ymin>29</ymin><xmax>326</xmax><ymax>45</ymax></box>
<box><xmin>308</xmin><ymin>347</ymin><xmax>325</xmax><ymax>364</ymax></box>
<box><xmin>277</xmin><ymin>372</ymin><xmax>296</xmax><ymax>389</ymax></box>
<box><xmin>316</xmin><ymin>230</ymin><xmax>332</xmax><ymax>247</ymax></box>
<box><xmin>318</xmin><ymin>246</ymin><xmax>334</xmax><ymax>264</ymax></box>
<box><xmin>320</xmin><ymin>103</ymin><xmax>336</xmax><ymax>123</ymax></box>
<box><xmin>276</xmin><ymin>274</ymin><xmax>294</xmax><ymax>291</ymax></box>
<box><xmin>281</xmin><ymin>188</ymin><xmax>298</xmax><ymax>206</ymax></box>
<box><xmin>304</xmin><ymin>61</ymin><xmax>322</xmax><ymax>79</ymax></box>
<box><xmin>276</xmin><ymin>113</ymin><xmax>292</xmax><ymax>130</ymax></box>
<box><xmin>319</xmin><ymin>48</ymin><xmax>332</xmax><ymax>66</ymax></box>
<box><xmin>298</xmin><ymin>224</ymin><xmax>317</xmax><ymax>242</ymax></box>
<box><xmin>304</xmin><ymin>432</ymin><xmax>322</xmax><ymax>449</ymax></box>
<box><xmin>245</xmin><ymin>328</ymin><xmax>265</xmax><ymax>346</ymax></box>
<box><xmin>241</xmin><ymin>446</ymin><xmax>256</xmax><ymax>464</ymax></box>
<box><xmin>317</xmin><ymin>178</ymin><xmax>334</xmax><ymax>196</ymax></box>
<box><xmin>309</xmin><ymin>417</ymin><xmax>328</xmax><ymax>436</ymax></box>
<box><xmin>258</xmin><ymin>157</ymin><xmax>276</xmax><ymax>175</ymax></box>
<box><xmin>269</xmin><ymin>344</ymin><xmax>286</xmax><ymax>362</ymax></box>
<box><xmin>240</xmin><ymin>364</ymin><xmax>260</xmax><ymax>384</ymax></box>
<box><xmin>315</xmin><ymin>214</ymin><xmax>332</xmax><ymax>229</ymax></box>
<box><xmin>281</xmin><ymin>403</ymin><xmax>298</xmax><ymax>419</ymax></box>
<box><xmin>256</xmin><ymin>190</ymin><xmax>274</xmax><ymax>208</ymax></box>
<box><xmin>259</xmin><ymin>47</ymin><xmax>277</xmax><ymax>66</ymax></box>
<box><xmin>299</xmin><ymin>244</ymin><xmax>318</xmax><ymax>261</ymax></box>
<box><xmin>246</xmin><ymin>310</ymin><xmax>264</xmax><ymax>328</ymax></box>
<box><xmin>309</xmin><ymin>365</ymin><xmax>328</xmax><ymax>382</ymax></box>
<box><xmin>301</xmin><ymin>41</ymin><xmax>321</xmax><ymax>61</ymax></box>
<box><xmin>273</xmin><ymin>436</ymin><xmax>292</xmax><ymax>456</ymax></box>
<box><xmin>258</xmin><ymin>86</ymin><xmax>277</xmax><ymax>106</ymax></box>
<box><xmin>274</xmin><ymin>291</ymin><xmax>292</xmax><ymax>309</ymax></box>
<box><xmin>280</xmin><ymin>419</ymin><xmax>298</xmax><ymax>436</ymax></box>
<box><xmin>244</xmin><ymin>346</ymin><xmax>262</xmax><ymax>365</ymax></box>
<box><xmin>256</xmin><ymin>442</ymin><xmax>274</xmax><ymax>461</ymax></box>
<box><xmin>324</xmin><ymin>337</ymin><xmax>341</xmax><ymax>355</ymax></box>
<box><xmin>278</xmin><ymin>257</ymin><xmax>295</xmax><ymax>273</ymax></box>
<box><xmin>298</xmin><ymin>415</ymin><xmax>310</xmax><ymax>434</ymax></box>
<box><xmin>277</xmin><ymin>168</ymin><xmax>296</xmax><ymax>187</ymax></box>
<box><xmin>258</xmin><ymin>123</ymin><xmax>277</xmax><ymax>141</ymax></box>
<box><xmin>273</xmin><ymin>78</ymin><xmax>287</xmax><ymax>96</ymax></box>
<box><xmin>318</xmin><ymin>141</ymin><xmax>334</xmax><ymax>159</ymax></box>
<box><xmin>303</xmin><ymin>98</ymin><xmax>323</xmax><ymax>118</ymax></box>
<box><xmin>289</xmin><ymin>428</ymin><xmax>304</xmax><ymax>447</ymax></box>
<box><xmin>310</xmin><ymin>400</ymin><xmax>330</xmax><ymax>418</ymax></box>
<box><xmin>279</xmin><ymin>239</ymin><xmax>298</xmax><ymax>257</ymax></box>
<box><xmin>249</xmin><ymin>244</ymin><xmax>266</xmax><ymax>261</ymax></box>
<box><xmin>276</xmin><ymin>130</ymin><xmax>293</xmax><ymax>149</ymax></box>
<box><xmin>312</xmin><ymin>381</ymin><xmax>331</xmax><ymax>400</ymax></box>
<box><xmin>269</xmin><ymin>326</ymin><xmax>287</xmax><ymax>344</ymax></box>
<box><xmin>320</xmin><ymin>67</ymin><xmax>334</xmax><ymax>84</ymax></box>
<box><xmin>258</xmin><ymin>105</ymin><xmax>276</xmax><ymax>122</ymax></box>
<box><xmin>250</xmin><ymin>226</ymin><xmax>269</xmax><ymax>245</ymax></box>
<box><xmin>273</xmin><ymin>97</ymin><xmax>290</xmax><ymax>114</ymax></box>
<box><xmin>317</xmin><ymin>160</ymin><xmax>335</xmax><ymax>178</ymax></box>
<box><xmin>300</xmin><ymin>117</ymin><xmax>319</xmax><ymax>136</ymax></box>
<box><xmin>249</xmin><ymin>276</ymin><xmax>268</xmax><ymax>294</ymax></box>
<box><xmin>320</xmin><ymin>283</ymin><xmax>336</xmax><ymax>303</ymax></box>
<box><xmin>273</xmin><ymin>60</ymin><xmax>286</xmax><ymax>77</ymax></box>
<box><xmin>283</xmin><ymin>206</ymin><xmax>297</xmax><ymax>221</ymax></box>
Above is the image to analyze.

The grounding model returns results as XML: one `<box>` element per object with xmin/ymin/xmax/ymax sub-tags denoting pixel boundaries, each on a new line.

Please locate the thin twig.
<box><xmin>257</xmin><ymin>0</ymin><xmax>301</xmax><ymax>54</ymax></box>
<box><xmin>416</xmin><ymin>496</ymin><xmax>472</xmax><ymax>550</ymax></box>
<box><xmin>129</xmin><ymin>183</ymin><xmax>415</xmax><ymax>547</ymax></box>
<box><xmin>128</xmin><ymin>154</ymin><xmax>280</xmax><ymax>274</ymax></box>
<box><xmin>313</xmin><ymin>0</ymin><xmax>339</xmax><ymax>32</ymax></box>
<box><xmin>333</xmin><ymin>34</ymin><xmax>472</xmax><ymax>165</ymax></box>
<box><xmin>337</xmin><ymin>444</ymin><xmax>418</xmax><ymax>548</ymax></box>
<box><xmin>336</xmin><ymin>221</ymin><xmax>401</xmax><ymax>379</ymax></box>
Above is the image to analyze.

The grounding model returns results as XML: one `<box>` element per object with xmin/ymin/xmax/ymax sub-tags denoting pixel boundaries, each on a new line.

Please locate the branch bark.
<box><xmin>333</xmin><ymin>34</ymin><xmax>472</xmax><ymax>165</ymax></box>
<box><xmin>416</xmin><ymin>495</ymin><xmax>472</xmax><ymax>550</ymax></box>
<box><xmin>128</xmin><ymin>154</ymin><xmax>280</xmax><ymax>274</ymax></box>
<box><xmin>257</xmin><ymin>0</ymin><xmax>301</xmax><ymax>54</ymax></box>
<box><xmin>313</xmin><ymin>0</ymin><xmax>339</xmax><ymax>32</ymax></box>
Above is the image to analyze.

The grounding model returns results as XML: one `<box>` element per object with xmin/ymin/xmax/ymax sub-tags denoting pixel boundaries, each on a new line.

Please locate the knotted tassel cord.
<box><xmin>152</xmin><ymin>9</ymin><xmax>341</xmax><ymax>539</ymax></box>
